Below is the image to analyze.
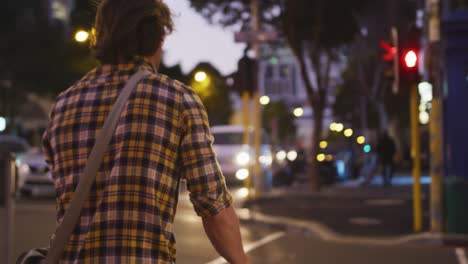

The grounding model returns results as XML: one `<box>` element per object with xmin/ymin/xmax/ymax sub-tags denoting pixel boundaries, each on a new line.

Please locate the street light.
<box><xmin>357</xmin><ymin>136</ymin><xmax>366</xmax><ymax>145</ymax></box>
<box><xmin>74</xmin><ymin>30</ymin><xmax>89</xmax><ymax>43</ymax></box>
<box><xmin>317</xmin><ymin>154</ymin><xmax>326</xmax><ymax>162</ymax></box>
<box><xmin>293</xmin><ymin>107</ymin><xmax>304</xmax><ymax>117</ymax></box>
<box><xmin>319</xmin><ymin>141</ymin><xmax>328</xmax><ymax>149</ymax></box>
<box><xmin>344</xmin><ymin>129</ymin><xmax>354</xmax><ymax>137</ymax></box>
<box><xmin>329</xmin><ymin>123</ymin><xmax>337</xmax><ymax>131</ymax></box>
<box><xmin>335</xmin><ymin>123</ymin><xmax>344</xmax><ymax>132</ymax></box>
<box><xmin>194</xmin><ymin>71</ymin><xmax>207</xmax><ymax>82</ymax></box>
<box><xmin>259</xmin><ymin>96</ymin><xmax>270</xmax><ymax>105</ymax></box>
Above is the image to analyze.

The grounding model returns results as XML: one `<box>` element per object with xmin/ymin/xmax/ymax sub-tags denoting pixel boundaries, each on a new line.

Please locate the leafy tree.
<box><xmin>334</xmin><ymin>0</ymin><xmax>416</xmax><ymax>133</ymax></box>
<box><xmin>0</xmin><ymin>0</ymin><xmax>96</xmax><ymax>131</ymax></box>
<box><xmin>189</xmin><ymin>63</ymin><xmax>233</xmax><ymax>126</ymax></box>
<box><xmin>188</xmin><ymin>0</ymin><xmax>365</xmax><ymax>190</ymax></box>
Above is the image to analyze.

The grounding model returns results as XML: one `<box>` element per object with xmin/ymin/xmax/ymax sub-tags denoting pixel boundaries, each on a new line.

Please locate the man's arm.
<box><xmin>203</xmin><ymin>206</ymin><xmax>249</xmax><ymax>264</ymax></box>
<box><xmin>178</xmin><ymin>90</ymin><xmax>248</xmax><ymax>263</ymax></box>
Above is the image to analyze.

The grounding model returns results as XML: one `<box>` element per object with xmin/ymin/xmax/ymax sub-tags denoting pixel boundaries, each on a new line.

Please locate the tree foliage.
<box><xmin>188</xmin><ymin>0</ymin><xmax>366</xmax><ymax>190</ymax></box>
<box><xmin>333</xmin><ymin>0</ymin><xmax>417</xmax><ymax>132</ymax></box>
<box><xmin>189</xmin><ymin>63</ymin><xmax>233</xmax><ymax>126</ymax></box>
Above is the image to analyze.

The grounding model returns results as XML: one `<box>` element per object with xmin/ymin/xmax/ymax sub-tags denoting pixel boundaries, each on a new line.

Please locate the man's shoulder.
<box><xmin>148</xmin><ymin>73</ymin><xmax>193</xmax><ymax>94</ymax></box>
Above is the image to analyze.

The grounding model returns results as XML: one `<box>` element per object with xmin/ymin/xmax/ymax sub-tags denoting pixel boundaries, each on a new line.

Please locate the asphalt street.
<box><xmin>0</xmin><ymin>188</ymin><xmax>465</xmax><ymax>264</ymax></box>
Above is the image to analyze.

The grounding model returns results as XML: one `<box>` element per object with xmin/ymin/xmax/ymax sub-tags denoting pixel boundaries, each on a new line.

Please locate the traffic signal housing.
<box><xmin>233</xmin><ymin>54</ymin><xmax>258</xmax><ymax>96</ymax></box>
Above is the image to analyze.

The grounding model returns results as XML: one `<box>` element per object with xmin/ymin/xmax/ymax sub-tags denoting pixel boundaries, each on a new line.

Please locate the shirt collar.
<box><xmin>97</xmin><ymin>56</ymin><xmax>157</xmax><ymax>76</ymax></box>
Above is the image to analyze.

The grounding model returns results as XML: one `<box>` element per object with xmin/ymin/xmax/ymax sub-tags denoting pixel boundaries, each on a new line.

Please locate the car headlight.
<box><xmin>259</xmin><ymin>155</ymin><xmax>273</xmax><ymax>166</ymax></box>
<box><xmin>236</xmin><ymin>152</ymin><xmax>250</xmax><ymax>166</ymax></box>
<box><xmin>276</xmin><ymin>151</ymin><xmax>287</xmax><ymax>161</ymax></box>
<box><xmin>235</xmin><ymin>169</ymin><xmax>250</xmax><ymax>180</ymax></box>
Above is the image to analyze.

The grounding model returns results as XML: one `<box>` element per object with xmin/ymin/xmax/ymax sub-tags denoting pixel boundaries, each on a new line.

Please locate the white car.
<box><xmin>211</xmin><ymin>125</ymin><xmax>273</xmax><ymax>185</ymax></box>
<box><xmin>16</xmin><ymin>150</ymin><xmax>54</xmax><ymax>196</ymax></box>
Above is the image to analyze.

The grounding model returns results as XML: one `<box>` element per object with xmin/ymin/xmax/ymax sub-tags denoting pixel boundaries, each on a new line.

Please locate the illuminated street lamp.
<box><xmin>335</xmin><ymin>123</ymin><xmax>344</xmax><ymax>132</ymax></box>
<box><xmin>259</xmin><ymin>96</ymin><xmax>270</xmax><ymax>105</ymax></box>
<box><xmin>74</xmin><ymin>30</ymin><xmax>89</xmax><ymax>43</ymax></box>
<box><xmin>319</xmin><ymin>141</ymin><xmax>328</xmax><ymax>149</ymax></box>
<box><xmin>317</xmin><ymin>154</ymin><xmax>326</xmax><ymax>162</ymax></box>
<box><xmin>329</xmin><ymin>123</ymin><xmax>337</xmax><ymax>131</ymax></box>
<box><xmin>357</xmin><ymin>136</ymin><xmax>366</xmax><ymax>145</ymax></box>
<box><xmin>293</xmin><ymin>107</ymin><xmax>304</xmax><ymax>117</ymax></box>
<box><xmin>344</xmin><ymin>129</ymin><xmax>354</xmax><ymax>137</ymax></box>
<box><xmin>194</xmin><ymin>71</ymin><xmax>207</xmax><ymax>82</ymax></box>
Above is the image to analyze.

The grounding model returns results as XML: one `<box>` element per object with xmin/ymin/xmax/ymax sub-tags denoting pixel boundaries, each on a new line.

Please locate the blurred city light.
<box><xmin>363</xmin><ymin>144</ymin><xmax>372</xmax><ymax>153</ymax></box>
<box><xmin>236</xmin><ymin>187</ymin><xmax>250</xmax><ymax>199</ymax></box>
<box><xmin>287</xmin><ymin>151</ymin><xmax>298</xmax><ymax>161</ymax></box>
<box><xmin>335</xmin><ymin>123</ymin><xmax>344</xmax><ymax>132</ymax></box>
<box><xmin>74</xmin><ymin>30</ymin><xmax>89</xmax><ymax>43</ymax></box>
<box><xmin>236</xmin><ymin>152</ymin><xmax>250</xmax><ymax>166</ymax></box>
<box><xmin>235</xmin><ymin>169</ymin><xmax>250</xmax><ymax>180</ymax></box>
<box><xmin>344</xmin><ymin>128</ymin><xmax>354</xmax><ymax>137</ymax></box>
<box><xmin>419</xmin><ymin>111</ymin><xmax>430</xmax><ymax>125</ymax></box>
<box><xmin>326</xmin><ymin>155</ymin><xmax>333</xmax><ymax>162</ymax></box>
<box><xmin>319</xmin><ymin>141</ymin><xmax>328</xmax><ymax>149</ymax></box>
<box><xmin>194</xmin><ymin>71</ymin><xmax>207</xmax><ymax>82</ymax></box>
<box><xmin>293</xmin><ymin>107</ymin><xmax>304</xmax><ymax>117</ymax></box>
<box><xmin>0</xmin><ymin>117</ymin><xmax>6</xmax><ymax>132</ymax></box>
<box><xmin>404</xmin><ymin>50</ymin><xmax>418</xmax><ymax>68</ymax></box>
<box><xmin>259</xmin><ymin>96</ymin><xmax>270</xmax><ymax>105</ymax></box>
<box><xmin>418</xmin><ymin>82</ymin><xmax>433</xmax><ymax>102</ymax></box>
<box><xmin>357</xmin><ymin>136</ymin><xmax>366</xmax><ymax>145</ymax></box>
<box><xmin>329</xmin><ymin>122</ymin><xmax>337</xmax><ymax>131</ymax></box>
<box><xmin>317</xmin><ymin>154</ymin><xmax>326</xmax><ymax>162</ymax></box>
<box><xmin>259</xmin><ymin>155</ymin><xmax>273</xmax><ymax>166</ymax></box>
<box><xmin>276</xmin><ymin>151</ymin><xmax>287</xmax><ymax>161</ymax></box>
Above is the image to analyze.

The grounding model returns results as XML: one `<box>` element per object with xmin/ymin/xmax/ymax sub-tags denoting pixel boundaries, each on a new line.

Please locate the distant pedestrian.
<box><xmin>42</xmin><ymin>1</ymin><xmax>248</xmax><ymax>263</ymax></box>
<box><xmin>377</xmin><ymin>131</ymin><xmax>397</xmax><ymax>187</ymax></box>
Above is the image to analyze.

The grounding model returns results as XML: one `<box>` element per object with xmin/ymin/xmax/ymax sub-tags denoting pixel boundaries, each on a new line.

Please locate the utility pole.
<box><xmin>410</xmin><ymin>84</ymin><xmax>423</xmax><ymax>232</ymax></box>
<box><xmin>251</xmin><ymin>0</ymin><xmax>263</xmax><ymax>197</ymax></box>
<box><xmin>426</xmin><ymin>0</ymin><xmax>443</xmax><ymax>233</ymax></box>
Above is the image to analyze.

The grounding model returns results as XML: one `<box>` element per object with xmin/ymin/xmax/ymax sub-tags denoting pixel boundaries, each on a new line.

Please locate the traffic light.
<box><xmin>233</xmin><ymin>54</ymin><xmax>258</xmax><ymax>96</ymax></box>
<box><xmin>399</xmin><ymin>25</ymin><xmax>421</xmax><ymax>84</ymax></box>
<box><xmin>404</xmin><ymin>50</ymin><xmax>418</xmax><ymax>69</ymax></box>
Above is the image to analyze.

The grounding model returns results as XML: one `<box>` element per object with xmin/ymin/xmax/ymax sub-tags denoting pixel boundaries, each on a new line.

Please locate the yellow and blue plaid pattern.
<box><xmin>42</xmin><ymin>58</ymin><xmax>233</xmax><ymax>263</ymax></box>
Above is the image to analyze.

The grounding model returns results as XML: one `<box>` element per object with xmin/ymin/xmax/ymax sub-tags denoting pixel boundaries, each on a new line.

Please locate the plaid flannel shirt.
<box><xmin>42</xmin><ymin>58</ymin><xmax>233</xmax><ymax>263</ymax></box>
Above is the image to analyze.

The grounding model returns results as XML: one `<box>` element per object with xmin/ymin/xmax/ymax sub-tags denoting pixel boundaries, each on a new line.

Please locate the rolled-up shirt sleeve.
<box><xmin>179</xmin><ymin>91</ymin><xmax>233</xmax><ymax>217</ymax></box>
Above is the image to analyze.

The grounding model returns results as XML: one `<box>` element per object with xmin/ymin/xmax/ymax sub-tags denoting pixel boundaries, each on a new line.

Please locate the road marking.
<box><xmin>456</xmin><ymin>248</ymin><xmax>468</xmax><ymax>264</ymax></box>
<box><xmin>206</xmin><ymin>231</ymin><xmax>285</xmax><ymax>264</ymax></box>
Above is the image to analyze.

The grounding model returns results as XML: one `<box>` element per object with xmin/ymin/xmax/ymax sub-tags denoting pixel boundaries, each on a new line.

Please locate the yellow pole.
<box><xmin>242</xmin><ymin>91</ymin><xmax>252</xmax><ymax>198</ymax></box>
<box><xmin>252</xmin><ymin>92</ymin><xmax>262</xmax><ymax>198</ymax></box>
<box><xmin>430</xmin><ymin>99</ymin><xmax>443</xmax><ymax>231</ymax></box>
<box><xmin>426</xmin><ymin>0</ymin><xmax>443</xmax><ymax>233</ymax></box>
<box><xmin>410</xmin><ymin>84</ymin><xmax>423</xmax><ymax>232</ymax></box>
<box><xmin>251</xmin><ymin>0</ymin><xmax>263</xmax><ymax>197</ymax></box>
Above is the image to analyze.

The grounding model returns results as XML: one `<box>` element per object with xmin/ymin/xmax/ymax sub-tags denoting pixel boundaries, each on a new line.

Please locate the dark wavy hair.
<box><xmin>92</xmin><ymin>0</ymin><xmax>174</xmax><ymax>64</ymax></box>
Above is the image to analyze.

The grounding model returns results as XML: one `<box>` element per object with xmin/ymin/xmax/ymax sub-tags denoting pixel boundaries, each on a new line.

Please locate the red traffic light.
<box><xmin>380</xmin><ymin>41</ymin><xmax>396</xmax><ymax>61</ymax></box>
<box><xmin>404</xmin><ymin>50</ymin><xmax>418</xmax><ymax>69</ymax></box>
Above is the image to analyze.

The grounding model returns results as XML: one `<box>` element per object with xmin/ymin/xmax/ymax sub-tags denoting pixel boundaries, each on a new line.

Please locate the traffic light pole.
<box><xmin>426</xmin><ymin>0</ymin><xmax>443</xmax><ymax>233</ymax></box>
<box><xmin>410</xmin><ymin>84</ymin><xmax>423</xmax><ymax>232</ymax></box>
<box><xmin>242</xmin><ymin>91</ymin><xmax>252</xmax><ymax>197</ymax></box>
<box><xmin>251</xmin><ymin>0</ymin><xmax>263</xmax><ymax>197</ymax></box>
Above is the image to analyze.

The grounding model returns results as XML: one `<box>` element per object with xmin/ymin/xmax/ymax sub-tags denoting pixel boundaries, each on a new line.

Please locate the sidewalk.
<box><xmin>240</xmin><ymin>175</ymin><xmax>468</xmax><ymax>246</ymax></box>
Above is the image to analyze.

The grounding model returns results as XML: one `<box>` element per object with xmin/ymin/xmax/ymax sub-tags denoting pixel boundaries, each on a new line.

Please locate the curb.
<box><xmin>236</xmin><ymin>209</ymin><xmax>468</xmax><ymax>247</ymax></box>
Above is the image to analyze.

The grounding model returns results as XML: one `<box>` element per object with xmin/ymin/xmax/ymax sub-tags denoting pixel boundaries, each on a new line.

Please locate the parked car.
<box><xmin>16</xmin><ymin>150</ymin><xmax>54</xmax><ymax>196</ymax></box>
<box><xmin>211</xmin><ymin>125</ymin><xmax>273</xmax><ymax>186</ymax></box>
